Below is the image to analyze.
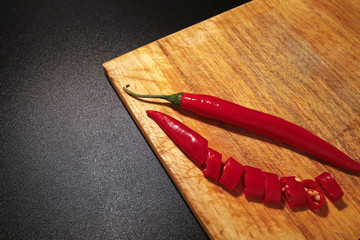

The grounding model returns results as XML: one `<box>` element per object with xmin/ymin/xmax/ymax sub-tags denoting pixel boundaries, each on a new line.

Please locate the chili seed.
<box><xmin>308</xmin><ymin>190</ymin><xmax>316</xmax><ymax>196</ymax></box>
<box><xmin>281</xmin><ymin>185</ymin><xmax>289</xmax><ymax>192</ymax></box>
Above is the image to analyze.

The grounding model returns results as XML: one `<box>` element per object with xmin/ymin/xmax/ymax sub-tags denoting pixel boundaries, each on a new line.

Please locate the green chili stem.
<box><xmin>123</xmin><ymin>84</ymin><xmax>183</xmax><ymax>106</ymax></box>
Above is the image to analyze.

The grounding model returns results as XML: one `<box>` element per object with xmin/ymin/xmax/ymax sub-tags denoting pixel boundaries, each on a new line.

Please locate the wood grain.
<box><xmin>103</xmin><ymin>0</ymin><xmax>360</xmax><ymax>239</ymax></box>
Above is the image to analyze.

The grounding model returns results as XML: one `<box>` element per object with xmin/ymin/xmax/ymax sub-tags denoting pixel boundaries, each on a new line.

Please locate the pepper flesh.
<box><xmin>219</xmin><ymin>157</ymin><xmax>244</xmax><ymax>190</ymax></box>
<box><xmin>243</xmin><ymin>166</ymin><xmax>265</xmax><ymax>199</ymax></box>
<box><xmin>280</xmin><ymin>176</ymin><xmax>307</xmax><ymax>209</ymax></box>
<box><xmin>263</xmin><ymin>172</ymin><xmax>281</xmax><ymax>204</ymax></box>
<box><xmin>124</xmin><ymin>86</ymin><xmax>360</xmax><ymax>173</ymax></box>
<box><xmin>146</xmin><ymin>110</ymin><xmax>208</xmax><ymax>166</ymax></box>
<box><xmin>302</xmin><ymin>179</ymin><xmax>326</xmax><ymax>211</ymax></box>
<box><xmin>315</xmin><ymin>172</ymin><xmax>344</xmax><ymax>202</ymax></box>
<box><xmin>202</xmin><ymin>148</ymin><xmax>222</xmax><ymax>181</ymax></box>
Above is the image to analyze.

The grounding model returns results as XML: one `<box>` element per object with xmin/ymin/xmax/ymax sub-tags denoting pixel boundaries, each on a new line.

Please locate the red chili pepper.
<box><xmin>263</xmin><ymin>172</ymin><xmax>281</xmax><ymax>204</ymax></box>
<box><xmin>280</xmin><ymin>176</ymin><xmax>307</xmax><ymax>209</ymax></box>
<box><xmin>146</xmin><ymin>110</ymin><xmax>208</xmax><ymax>166</ymax></box>
<box><xmin>124</xmin><ymin>85</ymin><xmax>360</xmax><ymax>172</ymax></box>
<box><xmin>218</xmin><ymin>157</ymin><xmax>244</xmax><ymax>190</ymax></box>
<box><xmin>202</xmin><ymin>148</ymin><xmax>222</xmax><ymax>181</ymax></box>
<box><xmin>301</xmin><ymin>179</ymin><xmax>326</xmax><ymax>211</ymax></box>
<box><xmin>242</xmin><ymin>166</ymin><xmax>265</xmax><ymax>199</ymax></box>
<box><xmin>315</xmin><ymin>172</ymin><xmax>344</xmax><ymax>202</ymax></box>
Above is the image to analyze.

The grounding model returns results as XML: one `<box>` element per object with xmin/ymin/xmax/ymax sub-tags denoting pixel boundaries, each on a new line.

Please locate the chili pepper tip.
<box><xmin>146</xmin><ymin>110</ymin><xmax>208</xmax><ymax>166</ymax></box>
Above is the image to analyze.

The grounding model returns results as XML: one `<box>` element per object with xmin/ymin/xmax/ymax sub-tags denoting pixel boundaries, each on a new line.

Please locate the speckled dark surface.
<box><xmin>1</xmin><ymin>0</ymin><xmax>249</xmax><ymax>238</ymax></box>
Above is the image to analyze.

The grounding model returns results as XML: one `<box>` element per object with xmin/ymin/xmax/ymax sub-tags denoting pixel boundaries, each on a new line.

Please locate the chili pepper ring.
<box><xmin>202</xmin><ymin>148</ymin><xmax>222</xmax><ymax>181</ymax></box>
<box><xmin>302</xmin><ymin>179</ymin><xmax>326</xmax><ymax>211</ymax></box>
<box><xmin>243</xmin><ymin>166</ymin><xmax>265</xmax><ymax>199</ymax></box>
<box><xmin>280</xmin><ymin>176</ymin><xmax>307</xmax><ymax>209</ymax></box>
<box><xmin>315</xmin><ymin>172</ymin><xmax>344</xmax><ymax>202</ymax></box>
<box><xmin>219</xmin><ymin>157</ymin><xmax>244</xmax><ymax>190</ymax></box>
<box><xmin>263</xmin><ymin>172</ymin><xmax>281</xmax><ymax>204</ymax></box>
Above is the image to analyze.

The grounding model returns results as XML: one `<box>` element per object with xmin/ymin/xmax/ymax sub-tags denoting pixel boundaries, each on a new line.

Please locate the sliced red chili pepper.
<box><xmin>242</xmin><ymin>166</ymin><xmax>265</xmax><ymax>199</ymax></box>
<box><xmin>146</xmin><ymin>110</ymin><xmax>208</xmax><ymax>166</ymax></box>
<box><xmin>125</xmin><ymin>86</ymin><xmax>360</xmax><ymax>172</ymax></box>
<box><xmin>202</xmin><ymin>148</ymin><xmax>222</xmax><ymax>181</ymax></box>
<box><xmin>280</xmin><ymin>176</ymin><xmax>307</xmax><ymax>209</ymax></box>
<box><xmin>263</xmin><ymin>172</ymin><xmax>281</xmax><ymax>204</ymax></box>
<box><xmin>315</xmin><ymin>172</ymin><xmax>344</xmax><ymax>202</ymax></box>
<box><xmin>218</xmin><ymin>157</ymin><xmax>244</xmax><ymax>190</ymax></box>
<box><xmin>302</xmin><ymin>179</ymin><xmax>326</xmax><ymax>211</ymax></box>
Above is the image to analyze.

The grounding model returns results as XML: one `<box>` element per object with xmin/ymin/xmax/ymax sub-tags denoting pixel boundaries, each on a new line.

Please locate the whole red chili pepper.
<box><xmin>315</xmin><ymin>172</ymin><xmax>344</xmax><ymax>202</ymax></box>
<box><xmin>124</xmin><ymin>85</ymin><xmax>360</xmax><ymax>172</ymax></box>
<box><xmin>146</xmin><ymin>110</ymin><xmax>208</xmax><ymax>166</ymax></box>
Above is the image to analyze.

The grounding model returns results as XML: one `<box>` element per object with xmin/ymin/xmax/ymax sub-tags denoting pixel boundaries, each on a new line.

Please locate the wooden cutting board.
<box><xmin>103</xmin><ymin>0</ymin><xmax>360</xmax><ymax>239</ymax></box>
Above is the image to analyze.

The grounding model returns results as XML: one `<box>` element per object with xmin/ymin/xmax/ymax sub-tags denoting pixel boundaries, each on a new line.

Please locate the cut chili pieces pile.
<box><xmin>147</xmin><ymin>110</ymin><xmax>344</xmax><ymax>211</ymax></box>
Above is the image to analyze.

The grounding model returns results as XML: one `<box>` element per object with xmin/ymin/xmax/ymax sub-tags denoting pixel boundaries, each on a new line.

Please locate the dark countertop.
<box><xmin>1</xmin><ymin>0</ymin><xmax>249</xmax><ymax>238</ymax></box>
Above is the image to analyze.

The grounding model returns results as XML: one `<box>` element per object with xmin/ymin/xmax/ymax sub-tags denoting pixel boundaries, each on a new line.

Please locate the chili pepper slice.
<box><xmin>263</xmin><ymin>172</ymin><xmax>281</xmax><ymax>204</ymax></box>
<box><xmin>242</xmin><ymin>166</ymin><xmax>265</xmax><ymax>199</ymax></box>
<box><xmin>218</xmin><ymin>157</ymin><xmax>244</xmax><ymax>190</ymax></box>
<box><xmin>280</xmin><ymin>176</ymin><xmax>307</xmax><ymax>209</ymax></box>
<box><xmin>124</xmin><ymin>85</ymin><xmax>360</xmax><ymax>173</ymax></box>
<box><xmin>315</xmin><ymin>172</ymin><xmax>344</xmax><ymax>202</ymax></box>
<box><xmin>202</xmin><ymin>148</ymin><xmax>222</xmax><ymax>181</ymax></box>
<box><xmin>301</xmin><ymin>179</ymin><xmax>326</xmax><ymax>211</ymax></box>
<box><xmin>146</xmin><ymin>110</ymin><xmax>208</xmax><ymax>166</ymax></box>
